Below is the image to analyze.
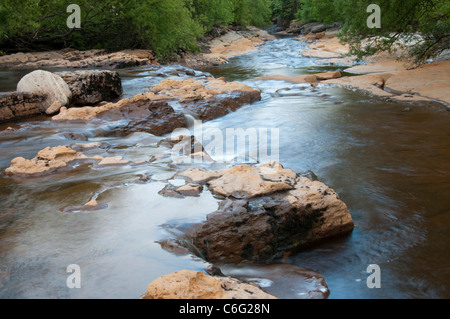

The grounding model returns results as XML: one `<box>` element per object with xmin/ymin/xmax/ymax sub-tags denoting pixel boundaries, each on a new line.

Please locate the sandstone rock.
<box><xmin>4</xmin><ymin>145</ymin><xmax>134</xmax><ymax>175</ymax></box>
<box><xmin>175</xmin><ymin>183</ymin><xmax>204</xmax><ymax>197</ymax></box>
<box><xmin>84</xmin><ymin>199</ymin><xmax>98</xmax><ymax>207</ymax></box>
<box><xmin>96</xmin><ymin>156</ymin><xmax>131</xmax><ymax>166</ymax></box>
<box><xmin>158</xmin><ymin>183</ymin><xmax>204</xmax><ymax>198</ymax></box>
<box><xmin>45</xmin><ymin>101</ymin><xmax>63</xmax><ymax>115</ymax></box>
<box><xmin>299</xmin><ymin>32</ymin><xmax>350</xmax><ymax>59</ymax></box>
<box><xmin>0</xmin><ymin>92</ymin><xmax>47</xmax><ymax>122</ymax></box>
<box><xmin>16</xmin><ymin>70</ymin><xmax>72</xmax><ymax>113</ymax></box>
<box><xmin>315</xmin><ymin>71</ymin><xmax>342</xmax><ymax>81</ymax></box>
<box><xmin>174</xmin><ymin>162</ymin><xmax>354</xmax><ymax>263</ymax></box>
<box><xmin>205</xmin><ymin>162</ymin><xmax>297</xmax><ymax>199</ymax></box>
<box><xmin>55</xmin><ymin>70</ymin><xmax>123</xmax><ymax>106</ymax></box>
<box><xmin>143</xmin><ymin>270</ymin><xmax>277</xmax><ymax>299</ymax></box>
<box><xmin>4</xmin><ymin>145</ymin><xmax>87</xmax><ymax>175</ymax></box>
<box><xmin>148</xmin><ymin>77</ymin><xmax>261</xmax><ymax>122</ymax></box>
<box><xmin>196</xmin><ymin>27</ymin><xmax>275</xmax><ymax>63</ymax></box>
<box><xmin>178</xmin><ymin>168</ymin><xmax>227</xmax><ymax>184</ymax></box>
<box><xmin>52</xmin><ymin>94</ymin><xmax>186</xmax><ymax>137</ymax></box>
<box><xmin>158</xmin><ymin>185</ymin><xmax>185</xmax><ymax>199</ymax></box>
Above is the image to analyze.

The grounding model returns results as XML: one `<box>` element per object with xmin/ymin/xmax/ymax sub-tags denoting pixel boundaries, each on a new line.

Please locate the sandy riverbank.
<box><xmin>295</xmin><ymin>30</ymin><xmax>450</xmax><ymax>106</ymax></box>
<box><xmin>179</xmin><ymin>26</ymin><xmax>275</xmax><ymax>69</ymax></box>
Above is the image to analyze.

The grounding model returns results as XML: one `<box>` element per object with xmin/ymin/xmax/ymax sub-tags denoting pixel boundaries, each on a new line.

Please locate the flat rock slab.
<box><xmin>4</xmin><ymin>145</ymin><xmax>135</xmax><ymax>176</ymax></box>
<box><xmin>143</xmin><ymin>270</ymin><xmax>277</xmax><ymax>299</ymax></box>
<box><xmin>148</xmin><ymin>77</ymin><xmax>261</xmax><ymax>121</ymax></box>
<box><xmin>4</xmin><ymin>145</ymin><xmax>87</xmax><ymax>176</ymax></box>
<box><xmin>179</xmin><ymin>162</ymin><xmax>297</xmax><ymax>199</ymax></box>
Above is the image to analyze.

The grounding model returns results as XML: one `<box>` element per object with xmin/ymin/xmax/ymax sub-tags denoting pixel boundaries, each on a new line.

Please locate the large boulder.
<box><xmin>142</xmin><ymin>270</ymin><xmax>277</xmax><ymax>299</ymax></box>
<box><xmin>16</xmin><ymin>70</ymin><xmax>72</xmax><ymax>114</ymax></box>
<box><xmin>176</xmin><ymin>162</ymin><xmax>354</xmax><ymax>263</ymax></box>
<box><xmin>3</xmin><ymin>70</ymin><xmax>124</xmax><ymax>121</ymax></box>
<box><xmin>55</xmin><ymin>70</ymin><xmax>123</xmax><ymax>106</ymax></box>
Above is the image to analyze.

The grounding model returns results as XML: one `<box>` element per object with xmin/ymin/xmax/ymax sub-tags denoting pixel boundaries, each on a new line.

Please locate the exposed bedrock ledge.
<box><xmin>0</xmin><ymin>91</ymin><xmax>48</xmax><ymax>123</ymax></box>
<box><xmin>169</xmin><ymin>162</ymin><xmax>354</xmax><ymax>264</ymax></box>
<box><xmin>142</xmin><ymin>270</ymin><xmax>278</xmax><ymax>299</ymax></box>
<box><xmin>52</xmin><ymin>77</ymin><xmax>262</xmax><ymax>136</ymax></box>
<box><xmin>55</xmin><ymin>70</ymin><xmax>123</xmax><ymax>107</ymax></box>
<box><xmin>147</xmin><ymin>77</ymin><xmax>262</xmax><ymax>121</ymax></box>
<box><xmin>52</xmin><ymin>95</ymin><xmax>186</xmax><ymax>137</ymax></box>
<box><xmin>0</xmin><ymin>69</ymin><xmax>124</xmax><ymax>122</ymax></box>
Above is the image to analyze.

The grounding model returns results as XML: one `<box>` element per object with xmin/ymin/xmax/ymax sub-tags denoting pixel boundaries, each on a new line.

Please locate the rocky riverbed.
<box><xmin>0</xmin><ymin>25</ymin><xmax>449</xmax><ymax>300</ymax></box>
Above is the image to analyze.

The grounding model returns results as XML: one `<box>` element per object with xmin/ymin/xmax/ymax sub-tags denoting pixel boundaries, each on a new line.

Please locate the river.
<box><xmin>0</xmin><ymin>37</ymin><xmax>449</xmax><ymax>299</ymax></box>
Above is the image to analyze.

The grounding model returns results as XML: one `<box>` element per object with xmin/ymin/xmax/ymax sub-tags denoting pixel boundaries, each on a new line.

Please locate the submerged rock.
<box><xmin>220</xmin><ymin>263</ymin><xmax>330</xmax><ymax>299</ymax></box>
<box><xmin>175</xmin><ymin>162</ymin><xmax>354</xmax><ymax>263</ymax></box>
<box><xmin>142</xmin><ymin>270</ymin><xmax>277</xmax><ymax>299</ymax></box>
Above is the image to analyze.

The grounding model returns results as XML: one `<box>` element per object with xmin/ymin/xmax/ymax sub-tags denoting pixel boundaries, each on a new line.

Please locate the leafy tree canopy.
<box><xmin>295</xmin><ymin>0</ymin><xmax>450</xmax><ymax>64</ymax></box>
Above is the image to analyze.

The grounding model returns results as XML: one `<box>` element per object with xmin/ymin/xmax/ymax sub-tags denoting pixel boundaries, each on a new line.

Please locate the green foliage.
<box><xmin>295</xmin><ymin>0</ymin><xmax>345</xmax><ymax>23</ymax></box>
<box><xmin>130</xmin><ymin>0</ymin><xmax>204</xmax><ymax>59</ymax></box>
<box><xmin>271</xmin><ymin>0</ymin><xmax>301</xmax><ymax>20</ymax></box>
<box><xmin>187</xmin><ymin>0</ymin><xmax>234</xmax><ymax>31</ymax></box>
<box><xmin>231</xmin><ymin>0</ymin><xmax>272</xmax><ymax>27</ymax></box>
<box><xmin>296</xmin><ymin>0</ymin><xmax>450</xmax><ymax>64</ymax></box>
<box><xmin>0</xmin><ymin>0</ymin><xmax>274</xmax><ymax>59</ymax></box>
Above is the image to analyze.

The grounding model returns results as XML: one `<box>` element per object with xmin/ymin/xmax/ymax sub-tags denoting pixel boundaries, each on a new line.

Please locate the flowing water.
<box><xmin>0</xmin><ymin>37</ymin><xmax>449</xmax><ymax>299</ymax></box>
